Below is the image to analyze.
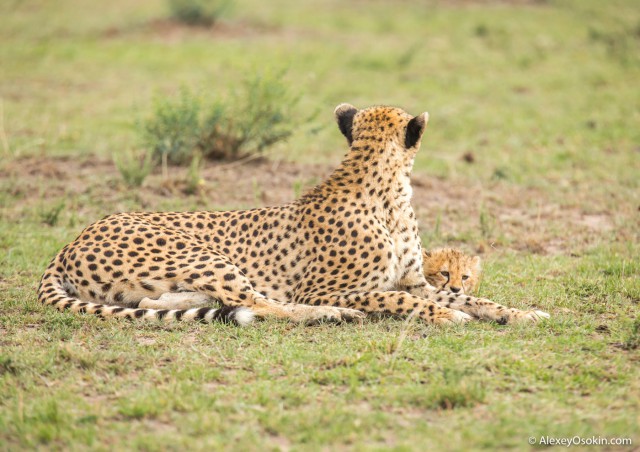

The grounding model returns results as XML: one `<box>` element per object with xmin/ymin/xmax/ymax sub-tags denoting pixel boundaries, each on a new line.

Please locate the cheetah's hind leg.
<box><xmin>139</xmin><ymin>292</ymin><xmax>217</xmax><ymax>310</ymax></box>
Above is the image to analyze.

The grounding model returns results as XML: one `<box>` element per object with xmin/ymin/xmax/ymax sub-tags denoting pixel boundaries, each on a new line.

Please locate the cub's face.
<box><xmin>423</xmin><ymin>248</ymin><xmax>481</xmax><ymax>295</ymax></box>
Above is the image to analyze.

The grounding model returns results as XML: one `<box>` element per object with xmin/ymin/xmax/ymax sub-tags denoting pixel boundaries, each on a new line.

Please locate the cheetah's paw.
<box><xmin>289</xmin><ymin>305</ymin><xmax>365</xmax><ymax>325</ymax></box>
<box><xmin>527</xmin><ymin>310</ymin><xmax>550</xmax><ymax>322</ymax></box>
<box><xmin>434</xmin><ymin>309</ymin><xmax>472</xmax><ymax>325</ymax></box>
<box><xmin>501</xmin><ymin>309</ymin><xmax>550</xmax><ymax>324</ymax></box>
<box><xmin>451</xmin><ymin>310</ymin><xmax>473</xmax><ymax>323</ymax></box>
<box><xmin>306</xmin><ymin>306</ymin><xmax>366</xmax><ymax>324</ymax></box>
<box><xmin>334</xmin><ymin>307</ymin><xmax>367</xmax><ymax>322</ymax></box>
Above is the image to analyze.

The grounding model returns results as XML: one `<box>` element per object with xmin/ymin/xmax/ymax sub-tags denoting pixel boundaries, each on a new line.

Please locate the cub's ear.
<box><xmin>423</xmin><ymin>250</ymin><xmax>432</xmax><ymax>258</ymax></box>
<box><xmin>472</xmin><ymin>255</ymin><xmax>482</xmax><ymax>271</ymax></box>
<box><xmin>405</xmin><ymin>112</ymin><xmax>429</xmax><ymax>149</ymax></box>
<box><xmin>334</xmin><ymin>103</ymin><xmax>358</xmax><ymax>145</ymax></box>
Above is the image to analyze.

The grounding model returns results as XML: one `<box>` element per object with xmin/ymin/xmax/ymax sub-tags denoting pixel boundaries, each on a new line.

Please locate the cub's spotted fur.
<box><xmin>423</xmin><ymin>248</ymin><xmax>481</xmax><ymax>294</ymax></box>
<box><xmin>38</xmin><ymin>104</ymin><xmax>549</xmax><ymax>326</ymax></box>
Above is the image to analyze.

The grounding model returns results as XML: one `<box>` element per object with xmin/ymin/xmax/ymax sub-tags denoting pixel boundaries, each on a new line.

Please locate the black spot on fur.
<box><xmin>140</xmin><ymin>281</ymin><xmax>155</xmax><ymax>291</ymax></box>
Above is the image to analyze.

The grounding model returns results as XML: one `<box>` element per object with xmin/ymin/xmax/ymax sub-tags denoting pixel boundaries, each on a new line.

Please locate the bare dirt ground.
<box><xmin>1</xmin><ymin>155</ymin><xmax>618</xmax><ymax>256</ymax></box>
<box><xmin>100</xmin><ymin>18</ymin><xmax>311</xmax><ymax>43</ymax></box>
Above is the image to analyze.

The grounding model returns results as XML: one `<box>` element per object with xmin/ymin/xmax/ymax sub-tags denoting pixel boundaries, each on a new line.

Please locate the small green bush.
<box><xmin>199</xmin><ymin>73</ymin><xmax>298</xmax><ymax>160</ymax></box>
<box><xmin>589</xmin><ymin>23</ymin><xmax>640</xmax><ymax>67</ymax></box>
<box><xmin>141</xmin><ymin>72</ymin><xmax>298</xmax><ymax>164</ymax></box>
<box><xmin>142</xmin><ymin>88</ymin><xmax>201</xmax><ymax>165</ymax></box>
<box><xmin>168</xmin><ymin>0</ymin><xmax>232</xmax><ymax>27</ymax></box>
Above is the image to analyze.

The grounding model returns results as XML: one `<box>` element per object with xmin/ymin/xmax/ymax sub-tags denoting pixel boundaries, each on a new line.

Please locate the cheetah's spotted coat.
<box><xmin>38</xmin><ymin>104</ymin><xmax>549</xmax><ymax>326</ymax></box>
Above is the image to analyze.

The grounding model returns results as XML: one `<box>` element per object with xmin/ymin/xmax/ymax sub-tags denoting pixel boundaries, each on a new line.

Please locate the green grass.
<box><xmin>1</xmin><ymin>0</ymin><xmax>639</xmax><ymax>449</ymax></box>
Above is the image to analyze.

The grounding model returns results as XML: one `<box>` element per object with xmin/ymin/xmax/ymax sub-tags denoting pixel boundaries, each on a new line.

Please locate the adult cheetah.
<box><xmin>38</xmin><ymin>104</ymin><xmax>549</xmax><ymax>326</ymax></box>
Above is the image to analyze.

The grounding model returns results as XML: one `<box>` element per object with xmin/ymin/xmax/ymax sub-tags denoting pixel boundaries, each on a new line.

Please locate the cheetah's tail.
<box><xmin>37</xmin><ymin>258</ymin><xmax>255</xmax><ymax>327</ymax></box>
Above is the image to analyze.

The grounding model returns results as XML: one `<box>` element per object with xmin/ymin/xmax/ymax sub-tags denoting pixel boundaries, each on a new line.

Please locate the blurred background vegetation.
<box><xmin>0</xmin><ymin>0</ymin><xmax>638</xmax><ymax>187</ymax></box>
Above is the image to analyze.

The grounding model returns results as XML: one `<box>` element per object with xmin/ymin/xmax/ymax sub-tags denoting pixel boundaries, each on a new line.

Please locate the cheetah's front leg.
<box><xmin>409</xmin><ymin>286</ymin><xmax>549</xmax><ymax>324</ymax></box>
<box><xmin>437</xmin><ymin>291</ymin><xmax>550</xmax><ymax>324</ymax></box>
<box><xmin>303</xmin><ymin>291</ymin><xmax>472</xmax><ymax>325</ymax></box>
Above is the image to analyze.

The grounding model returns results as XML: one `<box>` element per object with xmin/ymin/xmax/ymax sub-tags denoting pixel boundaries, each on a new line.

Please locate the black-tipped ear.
<box><xmin>334</xmin><ymin>103</ymin><xmax>358</xmax><ymax>145</ymax></box>
<box><xmin>405</xmin><ymin>112</ymin><xmax>429</xmax><ymax>149</ymax></box>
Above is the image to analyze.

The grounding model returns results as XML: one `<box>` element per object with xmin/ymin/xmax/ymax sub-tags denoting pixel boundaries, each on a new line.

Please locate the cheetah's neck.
<box><xmin>317</xmin><ymin>140</ymin><xmax>415</xmax><ymax>214</ymax></box>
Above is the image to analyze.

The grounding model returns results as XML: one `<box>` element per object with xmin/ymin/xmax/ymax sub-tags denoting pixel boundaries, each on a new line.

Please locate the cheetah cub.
<box><xmin>422</xmin><ymin>247</ymin><xmax>549</xmax><ymax>323</ymax></box>
<box><xmin>423</xmin><ymin>248</ymin><xmax>481</xmax><ymax>295</ymax></box>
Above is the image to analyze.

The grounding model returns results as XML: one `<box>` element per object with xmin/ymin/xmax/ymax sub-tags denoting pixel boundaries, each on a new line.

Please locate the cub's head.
<box><xmin>423</xmin><ymin>248</ymin><xmax>482</xmax><ymax>295</ymax></box>
<box><xmin>334</xmin><ymin>103</ymin><xmax>429</xmax><ymax>157</ymax></box>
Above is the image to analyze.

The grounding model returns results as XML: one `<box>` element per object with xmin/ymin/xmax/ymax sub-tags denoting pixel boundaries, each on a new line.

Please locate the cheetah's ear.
<box><xmin>334</xmin><ymin>103</ymin><xmax>358</xmax><ymax>145</ymax></box>
<box><xmin>405</xmin><ymin>112</ymin><xmax>429</xmax><ymax>149</ymax></box>
<box><xmin>472</xmin><ymin>255</ymin><xmax>482</xmax><ymax>271</ymax></box>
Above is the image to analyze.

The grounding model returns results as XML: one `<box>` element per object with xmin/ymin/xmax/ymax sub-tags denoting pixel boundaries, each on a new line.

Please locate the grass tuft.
<box><xmin>114</xmin><ymin>148</ymin><xmax>154</xmax><ymax>187</ymax></box>
<box><xmin>622</xmin><ymin>317</ymin><xmax>640</xmax><ymax>350</ymax></box>
<box><xmin>184</xmin><ymin>151</ymin><xmax>204</xmax><ymax>195</ymax></box>
<box><xmin>38</xmin><ymin>200</ymin><xmax>66</xmax><ymax>227</ymax></box>
<box><xmin>0</xmin><ymin>355</ymin><xmax>20</xmax><ymax>376</ymax></box>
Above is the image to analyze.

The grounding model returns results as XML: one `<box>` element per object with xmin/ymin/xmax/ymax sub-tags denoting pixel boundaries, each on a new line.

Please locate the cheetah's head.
<box><xmin>423</xmin><ymin>248</ymin><xmax>482</xmax><ymax>295</ymax></box>
<box><xmin>334</xmin><ymin>104</ymin><xmax>429</xmax><ymax>159</ymax></box>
